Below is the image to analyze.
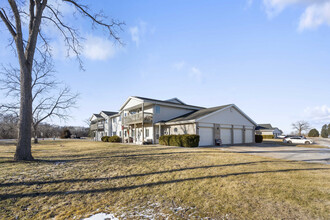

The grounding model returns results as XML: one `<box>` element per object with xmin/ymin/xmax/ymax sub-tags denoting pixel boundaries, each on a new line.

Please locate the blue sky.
<box><xmin>1</xmin><ymin>0</ymin><xmax>330</xmax><ymax>133</ymax></box>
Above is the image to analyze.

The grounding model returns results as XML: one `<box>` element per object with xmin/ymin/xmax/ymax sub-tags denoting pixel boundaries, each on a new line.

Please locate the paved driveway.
<box><xmin>219</xmin><ymin>143</ymin><xmax>330</xmax><ymax>164</ymax></box>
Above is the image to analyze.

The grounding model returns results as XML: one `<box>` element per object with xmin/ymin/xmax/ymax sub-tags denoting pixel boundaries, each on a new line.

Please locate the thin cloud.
<box><xmin>189</xmin><ymin>67</ymin><xmax>203</xmax><ymax>82</ymax></box>
<box><xmin>173</xmin><ymin>61</ymin><xmax>186</xmax><ymax>70</ymax></box>
<box><xmin>261</xmin><ymin>0</ymin><xmax>330</xmax><ymax>30</ymax></box>
<box><xmin>298</xmin><ymin>2</ymin><xmax>330</xmax><ymax>31</ymax></box>
<box><xmin>303</xmin><ymin>105</ymin><xmax>330</xmax><ymax>122</ymax></box>
<box><xmin>83</xmin><ymin>36</ymin><xmax>116</xmax><ymax>61</ymax></box>
<box><xmin>129</xmin><ymin>21</ymin><xmax>149</xmax><ymax>47</ymax></box>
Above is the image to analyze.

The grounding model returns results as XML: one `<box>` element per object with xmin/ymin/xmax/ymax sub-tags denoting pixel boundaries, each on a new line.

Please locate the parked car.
<box><xmin>283</xmin><ymin>136</ymin><xmax>313</xmax><ymax>144</ymax></box>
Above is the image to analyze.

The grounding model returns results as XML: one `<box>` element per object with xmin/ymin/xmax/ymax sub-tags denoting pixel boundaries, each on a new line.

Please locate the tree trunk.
<box><xmin>14</xmin><ymin>66</ymin><xmax>34</xmax><ymax>161</ymax></box>
<box><xmin>33</xmin><ymin>125</ymin><xmax>38</xmax><ymax>144</ymax></box>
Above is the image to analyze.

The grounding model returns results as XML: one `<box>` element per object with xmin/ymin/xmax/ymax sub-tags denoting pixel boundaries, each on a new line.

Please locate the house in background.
<box><xmin>90</xmin><ymin>96</ymin><xmax>257</xmax><ymax>146</ymax></box>
<box><xmin>90</xmin><ymin>111</ymin><xmax>118</xmax><ymax>141</ymax></box>
<box><xmin>255</xmin><ymin>123</ymin><xmax>283</xmax><ymax>138</ymax></box>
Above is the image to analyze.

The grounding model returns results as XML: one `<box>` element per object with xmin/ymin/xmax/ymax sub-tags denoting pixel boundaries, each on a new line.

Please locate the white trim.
<box><xmin>120</xmin><ymin>96</ymin><xmax>202</xmax><ymax>111</ymax></box>
<box><xmin>155</xmin><ymin>120</ymin><xmax>195</xmax><ymax>125</ymax></box>
<box><xmin>195</xmin><ymin>104</ymin><xmax>257</xmax><ymax>126</ymax></box>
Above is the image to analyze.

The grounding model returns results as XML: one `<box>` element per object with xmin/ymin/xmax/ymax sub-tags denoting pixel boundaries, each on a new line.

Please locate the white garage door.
<box><xmin>220</xmin><ymin>128</ymin><xmax>231</xmax><ymax>144</ymax></box>
<box><xmin>234</xmin><ymin>129</ymin><xmax>243</xmax><ymax>144</ymax></box>
<box><xmin>199</xmin><ymin>127</ymin><xmax>214</xmax><ymax>146</ymax></box>
<box><xmin>245</xmin><ymin>129</ymin><xmax>253</xmax><ymax>143</ymax></box>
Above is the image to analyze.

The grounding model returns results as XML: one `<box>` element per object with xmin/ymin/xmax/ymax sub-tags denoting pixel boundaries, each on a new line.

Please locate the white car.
<box><xmin>283</xmin><ymin>136</ymin><xmax>313</xmax><ymax>144</ymax></box>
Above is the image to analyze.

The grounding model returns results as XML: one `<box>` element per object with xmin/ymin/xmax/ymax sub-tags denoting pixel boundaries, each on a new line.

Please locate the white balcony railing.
<box><xmin>123</xmin><ymin>112</ymin><xmax>153</xmax><ymax>125</ymax></box>
<box><xmin>90</xmin><ymin>123</ymin><xmax>104</xmax><ymax>131</ymax></box>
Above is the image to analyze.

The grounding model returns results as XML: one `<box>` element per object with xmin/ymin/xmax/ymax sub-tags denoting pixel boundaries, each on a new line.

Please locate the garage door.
<box><xmin>220</xmin><ymin>128</ymin><xmax>231</xmax><ymax>144</ymax></box>
<box><xmin>234</xmin><ymin>129</ymin><xmax>243</xmax><ymax>144</ymax></box>
<box><xmin>245</xmin><ymin>129</ymin><xmax>253</xmax><ymax>143</ymax></box>
<box><xmin>199</xmin><ymin>127</ymin><xmax>214</xmax><ymax>146</ymax></box>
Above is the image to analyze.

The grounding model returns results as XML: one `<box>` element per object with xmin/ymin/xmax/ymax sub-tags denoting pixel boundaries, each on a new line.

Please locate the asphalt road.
<box><xmin>219</xmin><ymin>143</ymin><xmax>330</xmax><ymax>164</ymax></box>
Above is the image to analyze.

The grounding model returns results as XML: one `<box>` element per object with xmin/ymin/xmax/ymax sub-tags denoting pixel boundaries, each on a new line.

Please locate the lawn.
<box><xmin>0</xmin><ymin>140</ymin><xmax>329</xmax><ymax>219</ymax></box>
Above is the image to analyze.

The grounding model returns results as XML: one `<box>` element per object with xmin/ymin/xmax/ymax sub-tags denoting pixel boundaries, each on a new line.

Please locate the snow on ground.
<box><xmin>83</xmin><ymin>213</ymin><xmax>118</xmax><ymax>220</ymax></box>
<box><xmin>82</xmin><ymin>202</ymin><xmax>215</xmax><ymax>219</ymax></box>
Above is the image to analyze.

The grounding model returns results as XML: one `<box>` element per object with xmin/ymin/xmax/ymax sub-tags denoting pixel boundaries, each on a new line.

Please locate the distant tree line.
<box><xmin>0</xmin><ymin>113</ymin><xmax>89</xmax><ymax>140</ymax></box>
<box><xmin>307</xmin><ymin>123</ymin><xmax>330</xmax><ymax>138</ymax></box>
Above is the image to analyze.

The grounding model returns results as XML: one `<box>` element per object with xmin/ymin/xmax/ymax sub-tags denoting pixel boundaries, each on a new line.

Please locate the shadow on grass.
<box><xmin>0</xmin><ymin>160</ymin><xmax>305</xmax><ymax>187</ymax></box>
<box><xmin>0</xmin><ymin>167</ymin><xmax>328</xmax><ymax>200</ymax></box>
<box><xmin>0</xmin><ymin>150</ymin><xmax>230</xmax><ymax>164</ymax></box>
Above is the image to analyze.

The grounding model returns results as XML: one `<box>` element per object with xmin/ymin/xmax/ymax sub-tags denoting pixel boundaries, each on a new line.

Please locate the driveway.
<box><xmin>219</xmin><ymin>143</ymin><xmax>330</xmax><ymax>164</ymax></box>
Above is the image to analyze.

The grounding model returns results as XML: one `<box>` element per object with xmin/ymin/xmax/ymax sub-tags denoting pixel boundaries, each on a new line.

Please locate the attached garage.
<box><xmin>199</xmin><ymin>127</ymin><xmax>214</xmax><ymax>146</ymax></box>
<box><xmin>234</xmin><ymin>128</ymin><xmax>243</xmax><ymax>144</ymax></box>
<box><xmin>245</xmin><ymin>129</ymin><xmax>254</xmax><ymax>143</ymax></box>
<box><xmin>220</xmin><ymin>128</ymin><xmax>231</xmax><ymax>145</ymax></box>
<box><xmin>159</xmin><ymin>104</ymin><xmax>257</xmax><ymax>147</ymax></box>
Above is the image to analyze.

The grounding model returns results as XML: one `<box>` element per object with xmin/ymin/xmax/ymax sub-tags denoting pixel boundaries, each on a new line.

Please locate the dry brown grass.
<box><xmin>0</xmin><ymin>140</ymin><xmax>329</xmax><ymax>219</ymax></box>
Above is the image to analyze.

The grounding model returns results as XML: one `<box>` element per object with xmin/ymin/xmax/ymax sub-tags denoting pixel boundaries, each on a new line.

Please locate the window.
<box><xmin>174</xmin><ymin>128</ymin><xmax>178</xmax><ymax>133</ymax></box>
<box><xmin>124</xmin><ymin>130</ymin><xmax>127</xmax><ymax>137</ymax></box>
<box><xmin>113</xmin><ymin>132</ymin><xmax>116</xmax><ymax>136</ymax></box>
<box><xmin>119</xmin><ymin>116</ymin><xmax>121</xmax><ymax>121</ymax></box>
<box><xmin>119</xmin><ymin>131</ymin><xmax>121</xmax><ymax>137</ymax></box>
<box><xmin>146</xmin><ymin>128</ymin><xmax>149</xmax><ymax>137</ymax></box>
<box><xmin>155</xmin><ymin>105</ymin><xmax>160</xmax><ymax>114</ymax></box>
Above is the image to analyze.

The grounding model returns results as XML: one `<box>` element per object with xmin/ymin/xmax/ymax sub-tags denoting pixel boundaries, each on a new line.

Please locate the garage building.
<box><xmin>156</xmin><ymin>104</ymin><xmax>257</xmax><ymax>146</ymax></box>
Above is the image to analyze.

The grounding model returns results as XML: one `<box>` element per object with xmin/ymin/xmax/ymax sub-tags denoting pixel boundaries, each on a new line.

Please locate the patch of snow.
<box><xmin>83</xmin><ymin>213</ymin><xmax>118</xmax><ymax>220</ymax></box>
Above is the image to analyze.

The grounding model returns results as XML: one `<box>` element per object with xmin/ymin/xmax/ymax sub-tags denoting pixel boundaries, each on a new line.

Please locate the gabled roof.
<box><xmin>90</xmin><ymin>113</ymin><xmax>104</xmax><ymax>121</ymax></box>
<box><xmin>120</xmin><ymin>96</ymin><xmax>203</xmax><ymax>111</ymax></box>
<box><xmin>93</xmin><ymin>113</ymin><xmax>102</xmax><ymax>118</ymax></box>
<box><xmin>161</xmin><ymin>104</ymin><xmax>258</xmax><ymax>126</ymax></box>
<box><xmin>101</xmin><ymin>111</ymin><xmax>118</xmax><ymax>116</ymax></box>
<box><xmin>165</xmin><ymin>105</ymin><xmax>231</xmax><ymax>123</ymax></box>
<box><xmin>257</xmin><ymin>124</ymin><xmax>273</xmax><ymax>129</ymax></box>
<box><xmin>164</xmin><ymin>97</ymin><xmax>186</xmax><ymax>105</ymax></box>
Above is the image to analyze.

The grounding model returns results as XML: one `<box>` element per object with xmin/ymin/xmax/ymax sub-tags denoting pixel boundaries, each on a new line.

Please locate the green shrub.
<box><xmin>101</xmin><ymin>136</ymin><xmax>109</xmax><ymax>142</ymax></box>
<box><xmin>262</xmin><ymin>135</ymin><xmax>274</xmax><ymax>139</ymax></box>
<box><xmin>159</xmin><ymin>134</ymin><xmax>200</xmax><ymax>147</ymax></box>
<box><xmin>169</xmin><ymin>135</ymin><xmax>182</xmax><ymax>146</ymax></box>
<box><xmin>308</xmin><ymin>129</ymin><xmax>319</xmax><ymax>137</ymax></box>
<box><xmin>159</xmin><ymin>135</ymin><xmax>171</xmax><ymax>145</ymax></box>
<box><xmin>255</xmin><ymin>135</ymin><xmax>263</xmax><ymax>143</ymax></box>
<box><xmin>181</xmin><ymin>134</ymin><xmax>199</xmax><ymax>147</ymax></box>
<box><xmin>108</xmin><ymin>135</ymin><xmax>121</xmax><ymax>143</ymax></box>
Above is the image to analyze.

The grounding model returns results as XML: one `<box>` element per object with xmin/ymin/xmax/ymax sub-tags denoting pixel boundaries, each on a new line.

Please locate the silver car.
<box><xmin>283</xmin><ymin>136</ymin><xmax>313</xmax><ymax>144</ymax></box>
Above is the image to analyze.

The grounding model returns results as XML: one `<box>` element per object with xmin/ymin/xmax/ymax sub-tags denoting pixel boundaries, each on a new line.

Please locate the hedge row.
<box><xmin>101</xmin><ymin>135</ymin><xmax>121</xmax><ymax>143</ymax></box>
<box><xmin>159</xmin><ymin>135</ymin><xmax>200</xmax><ymax>147</ymax></box>
<box><xmin>262</xmin><ymin>135</ymin><xmax>274</xmax><ymax>139</ymax></box>
<box><xmin>255</xmin><ymin>135</ymin><xmax>263</xmax><ymax>143</ymax></box>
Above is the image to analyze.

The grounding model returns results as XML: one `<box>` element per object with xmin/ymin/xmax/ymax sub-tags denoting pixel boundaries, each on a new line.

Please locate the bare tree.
<box><xmin>0</xmin><ymin>113</ymin><xmax>19</xmax><ymax>139</ymax></box>
<box><xmin>0</xmin><ymin>0</ymin><xmax>123</xmax><ymax>160</ymax></box>
<box><xmin>292</xmin><ymin>121</ymin><xmax>310</xmax><ymax>136</ymax></box>
<box><xmin>0</xmin><ymin>61</ymin><xmax>78</xmax><ymax>143</ymax></box>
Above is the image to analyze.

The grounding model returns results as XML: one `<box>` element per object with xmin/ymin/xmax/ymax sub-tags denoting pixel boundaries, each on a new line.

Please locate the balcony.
<box><xmin>90</xmin><ymin>123</ymin><xmax>105</xmax><ymax>131</ymax></box>
<box><xmin>123</xmin><ymin>112</ymin><xmax>153</xmax><ymax>125</ymax></box>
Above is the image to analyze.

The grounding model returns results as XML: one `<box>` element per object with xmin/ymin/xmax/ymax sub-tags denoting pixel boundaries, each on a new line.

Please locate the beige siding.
<box><xmin>197</xmin><ymin>107</ymin><xmax>254</xmax><ymax>126</ymax></box>
<box><xmin>153</xmin><ymin>105</ymin><xmax>194</xmax><ymax>123</ymax></box>
<box><xmin>163</xmin><ymin>123</ymin><xmax>196</xmax><ymax>135</ymax></box>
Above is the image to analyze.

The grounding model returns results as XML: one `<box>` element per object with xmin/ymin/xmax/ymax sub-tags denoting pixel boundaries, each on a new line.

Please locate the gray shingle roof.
<box><xmin>258</xmin><ymin>124</ymin><xmax>273</xmax><ymax>129</ymax></box>
<box><xmin>132</xmin><ymin>96</ymin><xmax>203</xmax><ymax>109</ymax></box>
<box><xmin>101</xmin><ymin>111</ymin><xmax>118</xmax><ymax>116</ymax></box>
<box><xmin>164</xmin><ymin>104</ymin><xmax>232</xmax><ymax>123</ymax></box>
<box><xmin>93</xmin><ymin>113</ymin><xmax>102</xmax><ymax>118</ymax></box>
